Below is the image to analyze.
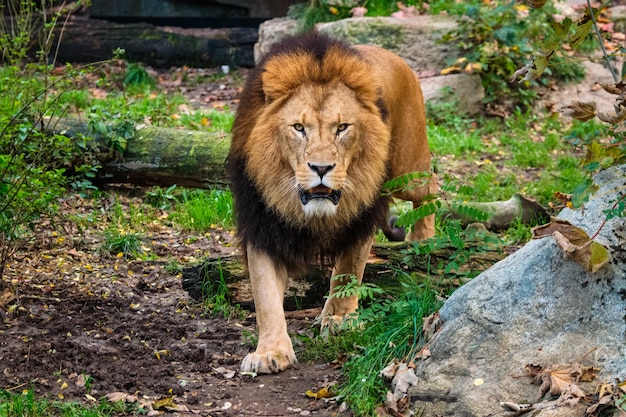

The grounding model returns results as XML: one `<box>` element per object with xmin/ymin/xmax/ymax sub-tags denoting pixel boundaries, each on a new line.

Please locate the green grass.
<box><xmin>172</xmin><ymin>189</ymin><xmax>234</xmax><ymax>231</ymax></box>
<box><xmin>100</xmin><ymin>229</ymin><xmax>143</xmax><ymax>258</ymax></box>
<box><xmin>428</xmin><ymin>111</ymin><xmax>589</xmax><ymax>205</ymax></box>
<box><xmin>0</xmin><ymin>388</ymin><xmax>140</xmax><ymax>417</ymax></box>
<box><xmin>201</xmin><ymin>260</ymin><xmax>245</xmax><ymax>320</ymax></box>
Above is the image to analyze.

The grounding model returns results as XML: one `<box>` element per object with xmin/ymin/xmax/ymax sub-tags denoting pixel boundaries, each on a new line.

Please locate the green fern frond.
<box><xmin>382</xmin><ymin>171</ymin><xmax>431</xmax><ymax>196</ymax></box>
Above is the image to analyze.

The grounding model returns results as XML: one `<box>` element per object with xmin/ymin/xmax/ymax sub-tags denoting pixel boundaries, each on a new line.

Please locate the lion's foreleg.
<box><xmin>320</xmin><ymin>236</ymin><xmax>374</xmax><ymax>329</ymax></box>
<box><xmin>241</xmin><ymin>244</ymin><xmax>297</xmax><ymax>374</ymax></box>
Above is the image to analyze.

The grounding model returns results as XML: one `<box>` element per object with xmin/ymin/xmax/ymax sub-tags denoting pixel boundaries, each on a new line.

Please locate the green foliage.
<box><xmin>442</xmin><ymin>0</ymin><xmax>585</xmax><ymax>108</ymax></box>
<box><xmin>289</xmin><ymin>0</ymin><xmax>420</xmax><ymax>32</ymax></box>
<box><xmin>0</xmin><ymin>1</ymin><xmax>100</xmax><ymax>277</ymax></box>
<box><xmin>124</xmin><ymin>62</ymin><xmax>155</xmax><ymax>89</ymax></box>
<box><xmin>381</xmin><ymin>170</ymin><xmax>432</xmax><ymax>196</ymax></box>
<box><xmin>327</xmin><ymin>274</ymin><xmax>384</xmax><ymax>302</ymax></box>
<box><xmin>0</xmin><ymin>388</ymin><xmax>140</xmax><ymax>417</ymax></box>
<box><xmin>172</xmin><ymin>189</ymin><xmax>234</xmax><ymax>231</ymax></box>
<box><xmin>339</xmin><ymin>275</ymin><xmax>441</xmax><ymax>416</ymax></box>
<box><xmin>201</xmin><ymin>261</ymin><xmax>244</xmax><ymax>320</ymax></box>
<box><xmin>100</xmin><ymin>229</ymin><xmax>143</xmax><ymax>258</ymax></box>
<box><xmin>561</xmin><ymin>120</ymin><xmax>625</xmax><ymax>208</ymax></box>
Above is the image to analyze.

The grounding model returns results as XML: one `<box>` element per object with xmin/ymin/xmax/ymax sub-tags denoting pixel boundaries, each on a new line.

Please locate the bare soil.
<box><xmin>0</xmin><ymin>67</ymin><xmax>344</xmax><ymax>416</ymax></box>
<box><xmin>0</xmin><ymin>190</ymin><xmax>343</xmax><ymax>416</ymax></box>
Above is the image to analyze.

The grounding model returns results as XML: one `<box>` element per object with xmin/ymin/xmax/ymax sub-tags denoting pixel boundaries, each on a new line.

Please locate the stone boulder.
<box><xmin>411</xmin><ymin>165</ymin><xmax>626</xmax><ymax>417</ymax></box>
<box><xmin>254</xmin><ymin>16</ymin><xmax>486</xmax><ymax>116</ymax></box>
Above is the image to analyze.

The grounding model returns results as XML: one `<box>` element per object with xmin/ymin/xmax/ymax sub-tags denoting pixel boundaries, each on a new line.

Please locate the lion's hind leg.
<box><xmin>406</xmin><ymin>172</ymin><xmax>437</xmax><ymax>241</ymax></box>
<box><xmin>242</xmin><ymin>245</ymin><xmax>297</xmax><ymax>374</ymax></box>
<box><xmin>320</xmin><ymin>237</ymin><xmax>374</xmax><ymax>330</ymax></box>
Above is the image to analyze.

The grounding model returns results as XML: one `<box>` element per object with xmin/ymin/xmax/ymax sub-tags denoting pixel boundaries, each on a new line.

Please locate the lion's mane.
<box><xmin>226</xmin><ymin>33</ymin><xmax>391</xmax><ymax>272</ymax></box>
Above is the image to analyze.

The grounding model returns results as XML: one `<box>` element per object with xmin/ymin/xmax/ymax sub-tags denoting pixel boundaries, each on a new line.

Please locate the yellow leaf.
<box><xmin>441</xmin><ymin>66</ymin><xmax>461</xmax><ymax>75</ymax></box>
<box><xmin>153</xmin><ymin>396</ymin><xmax>176</xmax><ymax>410</ymax></box>
<box><xmin>305</xmin><ymin>387</ymin><xmax>334</xmax><ymax>399</ymax></box>
<box><xmin>464</xmin><ymin>62</ymin><xmax>483</xmax><ymax>73</ymax></box>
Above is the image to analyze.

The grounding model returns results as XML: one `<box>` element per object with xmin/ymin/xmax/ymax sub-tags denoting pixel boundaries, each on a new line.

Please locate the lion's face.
<box><xmin>244</xmin><ymin>80</ymin><xmax>391</xmax><ymax>231</ymax></box>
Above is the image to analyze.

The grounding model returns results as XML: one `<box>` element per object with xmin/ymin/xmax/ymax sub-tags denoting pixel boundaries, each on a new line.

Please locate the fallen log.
<box><xmin>53</xmin><ymin>117</ymin><xmax>231</xmax><ymax>189</ymax></box>
<box><xmin>54</xmin><ymin>15</ymin><xmax>258</xmax><ymax>68</ymax></box>
<box><xmin>182</xmin><ymin>239</ymin><xmax>506</xmax><ymax>311</ymax></box>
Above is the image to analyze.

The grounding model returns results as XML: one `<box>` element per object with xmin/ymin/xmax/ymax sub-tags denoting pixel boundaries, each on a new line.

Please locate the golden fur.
<box><xmin>226</xmin><ymin>32</ymin><xmax>436</xmax><ymax>373</ymax></box>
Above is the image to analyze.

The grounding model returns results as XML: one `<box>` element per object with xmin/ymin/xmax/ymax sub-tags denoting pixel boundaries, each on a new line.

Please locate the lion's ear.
<box><xmin>261</xmin><ymin>53</ymin><xmax>315</xmax><ymax>101</ymax></box>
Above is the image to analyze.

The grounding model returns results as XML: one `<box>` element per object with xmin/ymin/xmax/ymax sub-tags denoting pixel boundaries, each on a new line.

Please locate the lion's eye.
<box><xmin>293</xmin><ymin>123</ymin><xmax>305</xmax><ymax>133</ymax></box>
<box><xmin>336</xmin><ymin>123</ymin><xmax>350</xmax><ymax>133</ymax></box>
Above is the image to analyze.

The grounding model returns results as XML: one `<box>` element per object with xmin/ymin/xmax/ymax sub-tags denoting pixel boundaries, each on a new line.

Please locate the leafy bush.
<box><xmin>290</xmin><ymin>0</ymin><xmax>585</xmax><ymax>109</ymax></box>
<box><xmin>290</xmin><ymin>0</ymin><xmax>420</xmax><ymax>31</ymax></box>
<box><xmin>0</xmin><ymin>1</ymin><xmax>98</xmax><ymax>278</ymax></box>
<box><xmin>442</xmin><ymin>1</ymin><xmax>585</xmax><ymax>109</ymax></box>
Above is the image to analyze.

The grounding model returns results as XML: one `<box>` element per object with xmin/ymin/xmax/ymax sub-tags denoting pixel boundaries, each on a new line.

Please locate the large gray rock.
<box><xmin>254</xmin><ymin>16</ymin><xmax>486</xmax><ymax>115</ymax></box>
<box><xmin>317</xmin><ymin>15</ymin><xmax>458</xmax><ymax>74</ymax></box>
<box><xmin>411</xmin><ymin>165</ymin><xmax>626</xmax><ymax>416</ymax></box>
<box><xmin>255</xmin><ymin>15</ymin><xmax>459</xmax><ymax>71</ymax></box>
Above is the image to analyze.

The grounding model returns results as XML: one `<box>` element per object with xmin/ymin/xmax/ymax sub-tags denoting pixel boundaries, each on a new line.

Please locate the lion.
<box><xmin>226</xmin><ymin>32</ymin><xmax>436</xmax><ymax>374</ymax></box>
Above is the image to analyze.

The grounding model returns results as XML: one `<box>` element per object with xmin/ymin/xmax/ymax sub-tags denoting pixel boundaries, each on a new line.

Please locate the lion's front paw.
<box><xmin>241</xmin><ymin>349</ymin><xmax>297</xmax><ymax>374</ymax></box>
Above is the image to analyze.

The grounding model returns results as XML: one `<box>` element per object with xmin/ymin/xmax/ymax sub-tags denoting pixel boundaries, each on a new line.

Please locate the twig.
<box><xmin>587</xmin><ymin>0</ymin><xmax>618</xmax><ymax>82</ymax></box>
<box><xmin>5</xmin><ymin>381</ymin><xmax>30</xmax><ymax>391</ymax></box>
<box><xmin>589</xmin><ymin>192</ymin><xmax>626</xmax><ymax>240</ymax></box>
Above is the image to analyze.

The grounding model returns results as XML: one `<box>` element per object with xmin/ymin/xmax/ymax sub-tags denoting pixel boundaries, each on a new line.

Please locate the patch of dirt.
<box><xmin>0</xmin><ymin>193</ymin><xmax>342</xmax><ymax>415</ymax></box>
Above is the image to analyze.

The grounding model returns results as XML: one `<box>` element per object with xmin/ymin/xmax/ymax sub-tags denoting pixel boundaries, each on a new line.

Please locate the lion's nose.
<box><xmin>308</xmin><ymin>163</ymin><xmax>335</xmax><ymax>179</ymax></box>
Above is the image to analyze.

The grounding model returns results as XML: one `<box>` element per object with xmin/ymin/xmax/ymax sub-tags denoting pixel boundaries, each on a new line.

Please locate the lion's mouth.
<box><xmin>299</xmin><ymin>185</ymin><xmax>341</xmax><ymax>205</ymax></box>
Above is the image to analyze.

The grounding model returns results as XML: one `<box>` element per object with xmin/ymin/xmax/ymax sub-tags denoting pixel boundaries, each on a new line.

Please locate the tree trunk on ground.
<box><xmin>53</xmin><ymin>117</ymin><xmax>231</xmax><ymax>189</ymax></box>
<box><xmin>51</xmin><ymin>15</ymin><xmax>258</xmax><ymax>68</ymax></box>
<box><xmin>181</xmin><ymin>240</ymin><xmax>506</xmax><ymax>311</ymax></box>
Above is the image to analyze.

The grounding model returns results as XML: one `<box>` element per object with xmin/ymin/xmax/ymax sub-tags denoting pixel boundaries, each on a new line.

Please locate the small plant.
<box><xmin>165</xmin><ymin>258</ymin><xmax>183</xmax><ymax>275</ymax></box>
<box><xmin>145</xmin><ymin>185</ymin><xmax>178</xmax><ymax>209</ymax></box>
<box><xmin>82</xmin><ymin>373</ymin><xmax>94</xmax><ymax>394</ymax></box>
<box><xmin>124</xmin><ymin>62</ymin><xmax>155</xmax><ymax>89</ymax></box>
<box><xmin>201</xmin><ymin>261</ymin><xmax>243</xmax><ymax>320</ymax></box>
<box><xmin>101</xmin><ymin>229</ymin><xmax>143</xmax><ymax>258</ymax></box>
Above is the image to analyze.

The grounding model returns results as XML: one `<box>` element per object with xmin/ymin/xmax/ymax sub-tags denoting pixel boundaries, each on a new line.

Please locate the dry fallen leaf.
<box><xmin>441</xmin><ymin>66</ymin><xmax>461</xmax><ymax>75</ymax></box>
<box><xmin>532</xmin><ymin>219</ymin><xmax>609</xmax><ymax>272</ymax></box>
<box><xmin>0</xmin><ymin>288</ymin><xmax>16</xmax><ymax>309</ymax></box>
<box><xmin>213</xmin><ymin>366</ymin><xmax>236</xmax><ymax>379</ymax></box>
<box><xmin>380</xmin><ymin>361</ymin><xmax>419</xmax><ymax>402</ymax></box>
<box><xmin>525</xmin><ymin>363</ymin><xmax>596</xmax><ymax>399</ymax></box>
<box><xmin>560</xmin><ymin>101</ymin><xmax>597</xmax><ymax>121</ymax></box>
<box><xmin>153</xmin><ymin>396</ymin><xmax>176</xmax><ymax>410</ymax></box>
<box><xmin>422</xmin><ymin>312</ymin><xmax>442</xmax><ymax>342</ymax></box>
